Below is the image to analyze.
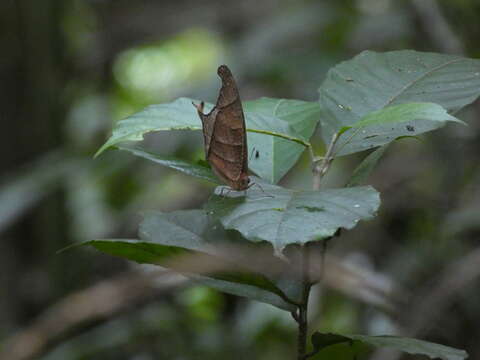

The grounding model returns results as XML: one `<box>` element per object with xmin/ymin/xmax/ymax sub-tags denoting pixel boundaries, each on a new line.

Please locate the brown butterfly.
<box><xmin>193</xmin><ymin>65</ymin><xmax>250</xmax><ymax>191</ymax></box>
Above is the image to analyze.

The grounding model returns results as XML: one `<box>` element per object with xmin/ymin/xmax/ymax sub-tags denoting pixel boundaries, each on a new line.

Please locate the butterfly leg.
<box><xmin>218</xmin><ymin>186</ymin><xmax>233</xmax><ymax>198</ymax></box>
<box><xmin>248</xmin><ymin>181</ymin><xmax>274</xmax><ymax>198</ymax></box>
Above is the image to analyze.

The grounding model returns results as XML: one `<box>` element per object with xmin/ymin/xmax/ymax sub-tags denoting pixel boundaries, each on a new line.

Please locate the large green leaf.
<box><xmin>116</xmin><ymin>145</ymin><xmax>220</xmax><ymax>184</ymax></box>
<box><xmin>205</xmin><ymin>179</ymin><xmax>380</xmax><ymax>255</ymax></box>
<box><xmin>95</xmin><ymin>98</ymin><xmax>205</xmax><ymax>157</ymax></box>
<box><xmin>334</xmin><ymin>102</ymin><xmax>463</xmax><ymax>155</ymax></box>
<box><xmin>311</xmin><ymin>332</ymin><xmax>468</xmax><ymax>360</ymax></box>
<box><xmin>95</xmin><ymin>97</ymin><xmax>317</xmax><ymax>183</ymax></box>
<box><xmin>348</xmin><ymin>102</ymin><xmax>463</xmax><ymax>130</ymax></box>
<box><xmin>319</xmin><ymin>50</ymin><xmax>480</xmax><ymax>156</ymax></box>
<box><xmin>139</xmin><ymin>210</ymin><xmax>300</xmax><ymax>309</ymax></box>
<box><xmin>81</xmin><ymin>210</ymin><xmax>297</xmax><ymax>311</ymax></box>
<box><xmin>244</xmin><ymin>98</ymin><xmax>320</xmax><ymax>183</ymax></box>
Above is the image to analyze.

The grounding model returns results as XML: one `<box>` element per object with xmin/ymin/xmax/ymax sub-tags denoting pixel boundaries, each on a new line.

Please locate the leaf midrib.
<box><xmin>271</xmin><ymin>99</ymin><xmax>286</xmax><ymax>182</ymax></box>
<box><xmin>273</xmin><ymin>190</ymin><xmax>302</xmax><ymax>251</ymax></box>
<box><xmin>384</xmin><ymin>57</ymin><xmax>465</xmax><ymax>108</ymax></box>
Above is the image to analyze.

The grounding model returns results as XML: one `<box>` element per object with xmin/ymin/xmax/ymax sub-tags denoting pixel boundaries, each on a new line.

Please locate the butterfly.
<box><xmin>193</xmin><ymin>65</ymin><xmax>250</xmax><ymax>191</ymax></box>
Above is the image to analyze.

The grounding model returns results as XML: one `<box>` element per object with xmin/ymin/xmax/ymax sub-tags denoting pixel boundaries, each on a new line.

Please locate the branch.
<box><xmin>410</xmin><ymin>0</ymin><xmax>464</xmax><ymax>55</ymax></box>
<box><xmin>312</xmin><ymin>132</ymin><xmax>339</xmax><ymax>190</ymax></box>
<box><xmin>0</xmin><ymin>271</ymin><xmax>187</xmax><ymax>360</ymax></box>
<box><xmin>370</xmin><ymin>247</ymin><xmax>480</xmax><ymax>360</ymax></box>
<box><xmin>297</xmin><ymin>245</ymin><xmax>312</xmax><ymax>360</ymax></box>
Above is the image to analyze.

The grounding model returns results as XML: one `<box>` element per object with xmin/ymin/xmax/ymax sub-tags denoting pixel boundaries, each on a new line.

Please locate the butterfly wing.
<box><xmin>195</xmin><ymin>102</ymin><xmax>218</xmax><ymax>157</ymax></box>
<box><xmin>195</xmin><ymin>65</ymin><xmax>249</xmax><ymax>190</ymax></box>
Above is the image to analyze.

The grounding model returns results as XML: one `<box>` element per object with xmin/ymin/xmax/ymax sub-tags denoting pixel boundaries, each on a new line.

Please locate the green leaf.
<box><xmin>350</xmin><ymin>103</ymin><xmax>464</xmax><ymax>129</ymax></box>
<box><xmin>95</xmin><ymin>98</ymin><xmax>206</xmax><ymax>157</ymax></box>
<box><xmin>319</xmin><ymin>50</ymin><xmax>480</xmax><ymax>156</ymax></box>
<box><xmin>205</xmin><ymin>179</ymin><xmax>380</xmax><ymax>255</ymax></box>
<box><xmin>346</xmin><ymin>145</ymin><xmax>388</xmax><ymax>187</ymax></box>
<box><xmin>334</xmin><ymin>103</ymin><xmax>464</xmax><ymax>155</ymax></box>
<box><xmin>311</xmin><ymin>333</ymin><xmax>353</xmax><ymax>352</ymax></box>
<box><xmin>311</xmin><ymin>332</ymin><xmax>468</xmax><ymax>360</ymax></box>
<box><xmin>80</xmin><ymin>210</ymin><xmax>297</xmax><ymax>311</ymax></box>
<box><xmin>95</xmin><ymin>97</ymin><xmax>316</xmax><ymax>184</ymax></box>
<box><xmin>244</xmin><ymin>98</ymin><xmax>321</xmax><ymax>183</ymax></box>
<box><xmin>116</xmin><ymin>144</ymin><xmax>221</xmax><ymax>184</ymax></box>
<box><xmin>139</xmin><ymin>210</ymin><xmax>298</xmax><ymax>309</ymax></box>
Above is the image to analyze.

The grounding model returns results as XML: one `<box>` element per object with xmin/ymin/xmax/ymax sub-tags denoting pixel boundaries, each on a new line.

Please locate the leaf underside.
<box><xmin>80</xmin><ymin>210</ymin><xmax>299</xmax><ymax>311</ymax></box>
<box><xmin>117</xmin><ymin>144</ymin><xmax>220</xmax><ymax>184</ymax></box>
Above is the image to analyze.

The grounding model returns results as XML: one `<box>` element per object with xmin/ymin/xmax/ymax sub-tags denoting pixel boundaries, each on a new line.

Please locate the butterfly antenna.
<box><xmin>192</xmin><ymin>101</ymin><xmax>205</xmax><ymax>114</ymax></box>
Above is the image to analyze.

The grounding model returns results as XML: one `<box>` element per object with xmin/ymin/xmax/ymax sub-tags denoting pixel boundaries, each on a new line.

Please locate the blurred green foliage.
<box><xmin>1</xmin><ymin>1</ymin><xmax>480</xmax><ymax>359</ymax></box>
<box><xmin>113</xmin><ymin>29</ymin><xmax>224</xmax><ymax>118</ymax></box>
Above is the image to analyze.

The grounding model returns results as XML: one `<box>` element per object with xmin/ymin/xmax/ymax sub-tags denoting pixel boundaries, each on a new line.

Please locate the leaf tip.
<box><xmin>450</xmin><ymin>117</ymin><xmax>468</xmax><ymax>126</ymax></box>
<box><xmin>93</xmin><ymin>144</ymin><xmax>109</xmax><ymax>159</ymax></box>
<box><xmin>56</xmin><ymin>241</ymin><xmax>86</xmax><ymax>255</ymax></box>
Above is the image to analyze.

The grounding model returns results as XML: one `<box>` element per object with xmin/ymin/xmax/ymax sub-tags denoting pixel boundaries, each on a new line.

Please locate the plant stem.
<box><xmin>300</xmin><ymin>132</ymin><xmax>337</xmax><ymax>359</ymax></box>
<box><xmin>312</xmin><ymin>132</ymin><xmax>339</xmax><ymax>190</ymax></box>
<box><xmin>297</xmin><ymin>305</ymin><xmax>308</xmax><ymax>360</ymax></box>
<box><xmin>297</xmin><ymin>245</ymin><xmax>312</xmax><ymax>360</ymax></box>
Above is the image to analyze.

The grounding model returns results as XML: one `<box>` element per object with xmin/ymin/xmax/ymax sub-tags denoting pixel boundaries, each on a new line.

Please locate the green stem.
<box><xmin>297</xmin><ymin>305</ymin><xmax>308</xmax><ymax>360</ymax></box>
<box><xmin>312</xmin><ymin>132</ymin><xmax>339</xmax><ymax>190</ymax></box>
<box><xmin>299</xmin><ymin>129</ymin><xmax>339</xmax><ymax>359</ymax></box>
<box><xmin>297</xmin><ymin>245</ymin><xmax>312</xmax><ymax>360</ymax></box>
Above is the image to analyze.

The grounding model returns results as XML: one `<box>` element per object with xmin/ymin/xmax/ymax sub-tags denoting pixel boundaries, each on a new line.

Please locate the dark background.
<box><xmin>1</xmin><ymin>1</ymin><xmax>480</xmax><ymax>359</ymax></box>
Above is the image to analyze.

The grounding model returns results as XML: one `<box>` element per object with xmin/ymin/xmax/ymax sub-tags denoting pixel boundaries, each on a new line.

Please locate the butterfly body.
<box><xmin>194</xmin><ymin>65</ymin><xmax>250</xmax><ymax>191</ymax></box>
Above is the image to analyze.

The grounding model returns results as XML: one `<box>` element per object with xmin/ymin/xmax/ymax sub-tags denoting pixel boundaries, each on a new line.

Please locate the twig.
<box><xmin>312</xmin><ymin>132</ymin><xmax>339</xmax><ymax>190</ymax></box>
<box><xmin>331</xmin><ymin>126</ymin><xmax>362</xmax><ymax>158</ymax></box>
<box><xmin>370</xmin><ymin>247</ymin><xmax>480</xmax><ymax>360</ymax></box>
<box><xmin>308</xmin><ymin>144</ymin><xmax>316</xmax><ymax>165</ymax></box>
<box><xmin>409</xmin><ymin>246</ymin><xmax>480</xmax><ymax>336</ymax></box>
<box><xmin>297</xmin><ymin>245</ymin><xmax>312</xmax><ymax>360</ymax></box>
<box><xmin>1</xmin><ymin>244</ymin><xmax>400</xmax><ymax>360</ymax></box>
<box><xmin>301</xmin><ymin>239</ymin><xmax>331</xmax><ymax>360</ymax></box>
<box><xmin>0</xmin><ymin>271</ymin><xmax>186</xmax><ymax>360</ymax></box>
<box><xmin>410</xmin><ymin>0</ymin><xmax>464</xmax><ymax>55</ymax></box>
<box><xmin>291</xmin><ymin>309</ymin><xmax>300</xmax><ymax>323</ymax></box>
<box><xmin>304</xmin><ymin>132</ymin><xmax>341</xmax><ymax>357</ymax></box>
